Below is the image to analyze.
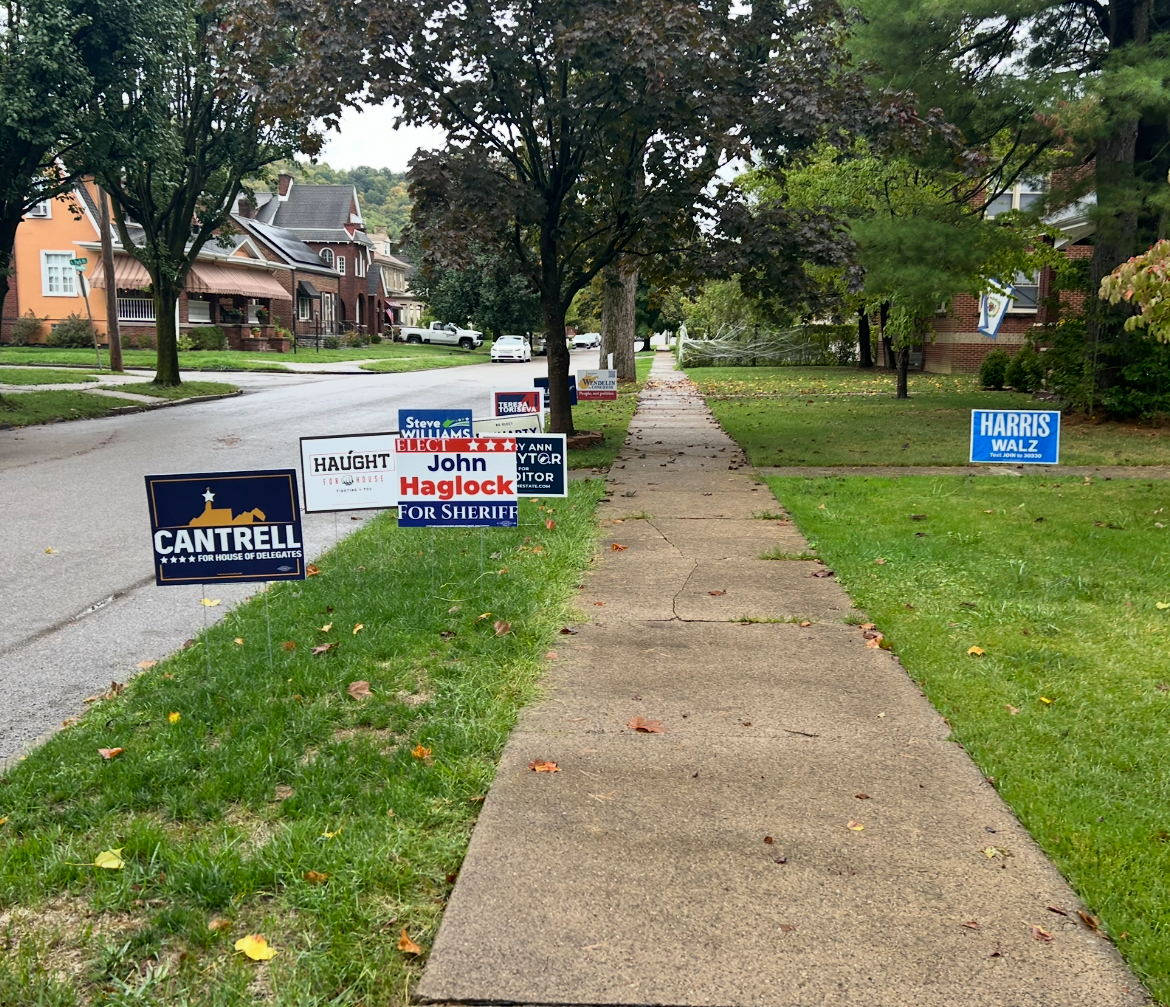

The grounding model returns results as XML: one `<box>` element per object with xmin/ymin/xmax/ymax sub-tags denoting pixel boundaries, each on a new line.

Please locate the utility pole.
<box><xmin>98</xmin><ymin>186</ymin><xmax>123</xmax><ymax>372</ymax></box>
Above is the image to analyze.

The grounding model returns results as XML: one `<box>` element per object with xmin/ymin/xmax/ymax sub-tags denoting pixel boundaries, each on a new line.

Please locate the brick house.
<box><xmin>246</xmin><ymin>175</ymin><xmax>375</xmax><ymax>334</ymax></box>
<box><xmin>369</xmin><ymin>233</ymin><xmax>425</xmax><ymax>332</ymax></box>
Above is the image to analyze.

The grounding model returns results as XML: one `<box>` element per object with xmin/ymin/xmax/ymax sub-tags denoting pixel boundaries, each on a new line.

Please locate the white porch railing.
<box><xmin>118</xmin><ymin>297</ymin><xmax>156</xmax><ymax>322</ymax></box>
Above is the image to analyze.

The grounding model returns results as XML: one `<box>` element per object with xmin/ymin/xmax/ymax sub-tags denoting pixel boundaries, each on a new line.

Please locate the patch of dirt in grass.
<box><xmin>222</xmin><ymin>807</ymin><xmax>283</xmax><ymax>852</ymax></box>
<box><xmin>395</xmin><ymin>688</ymin><xmax>434</xmax><ymax>708</ymax></box>
<box><xmin>0</xmin><ymin>896</ymin><xmax>143</xmax><ymax>984</ymax></box>
<box><xmin>331</xmin><ymin>725</ymin><xmax>398</xmax><ymax>746</ymax></box>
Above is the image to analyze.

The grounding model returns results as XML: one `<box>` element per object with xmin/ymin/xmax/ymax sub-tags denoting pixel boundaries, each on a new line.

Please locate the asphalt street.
<box><xmin>0</xmin><ymin>353</ymin><xmax>580</xmax><ymax>761</ymax></box>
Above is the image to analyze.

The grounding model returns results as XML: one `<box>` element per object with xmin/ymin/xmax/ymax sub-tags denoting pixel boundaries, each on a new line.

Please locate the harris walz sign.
<box><xmin>145</xmin><ymin>469</ymin><xmax>305</xmax><ymax>585</ymax></box>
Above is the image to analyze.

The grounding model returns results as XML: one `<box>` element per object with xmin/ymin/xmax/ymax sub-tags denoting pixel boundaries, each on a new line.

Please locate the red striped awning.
<box><xmin>186</xmin><ymin>262</ymin><xmax>287</xmax><ymax>299</ymax></box>
<box><xmin>87</xmin><ymin>255</ymin><xmax>150</xmax><ymax>289</ymax></box>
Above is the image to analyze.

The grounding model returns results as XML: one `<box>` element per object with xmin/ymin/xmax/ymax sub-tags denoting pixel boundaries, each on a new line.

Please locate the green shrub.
<box><xmin>177</xmin><ymin>335</ymin><xmax>195</xmax><ymax>351</ymax></box>
<box><xmin>978</xmin><ymin>348</ymin><xmax>1011</xmax><ymax>389</ymax></box>
<box><xmin>8</xmin><ymin>311</ymin><xmax>46</xmax><ymax>346</ymax></box>
<box><xmin>187</xmin><ymin>325</ymin><xmax>227</xmax><ymax>351</ymax></box>
<box><xmin>324</xmin><ymin>336</ymin><xmax>341</xmax><ymax>349</ymax></box>
<box><xmin>342</xmin><ymin>332</ymin><xmax>367</xmax><ymax>348</ymax></box>
<box><xmin>1099</xmin><ymin>338</ymin><xmax>1170</xmax><ymax>418</ymax></box>
<box><xmin>46</xmin><ymin>314</ymin><xmax>96</xmax><ymax>348</ymax></box>
<box><xmin>1005</xmin><ymin>343</ymin><xmax>1045</xmax><ymax>392</ymax></box>
<box><xmin>370</xmin><ymin>332</ymin><xmax>382</xmax><ymax>344</ymax></box>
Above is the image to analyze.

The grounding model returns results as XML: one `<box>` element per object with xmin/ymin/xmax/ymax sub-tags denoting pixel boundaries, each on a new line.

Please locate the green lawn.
<box><xmin>768</xmin><ymin>474</ymin><xmax>1170</xmax><ymax>1001</ymax></box>
<box><xmin>0</xmin><ymin>390</ymin><xmax>144</xmax><ymax>428</ymax></box>
<box><xmin>99</xmin><ymin>380</ymin><xmax>239</xmax><ymax>400</ymax></box>
<box><xmin>0</xmin><ymin>490</ymin><xmax>605</xmax><ymax>1006</ymax></box>
<box><xmin>567</xmin><ymin>354</ymin><xmax>654</xmax><ymax>469</ymax></box>
<box><xmin>0</xmin><ymin>367</ymin><xmax>102</xmax><ymax>385</ymax></box>
<box><xmin>359</xmin><ymin>345</ymin><xmax>491</xmax><ymax>372</ymax></box>
<box><xmin>688</xmin><ymin>365</ymin><xmax>1170</xmax><ymax>466</ymax></box>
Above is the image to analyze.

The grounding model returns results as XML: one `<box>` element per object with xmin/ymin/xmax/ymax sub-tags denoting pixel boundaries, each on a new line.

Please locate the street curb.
<box><xmin>0</xmin><ymin>389</ymin><xmax>243</xmax><ymax>431</ymax></box>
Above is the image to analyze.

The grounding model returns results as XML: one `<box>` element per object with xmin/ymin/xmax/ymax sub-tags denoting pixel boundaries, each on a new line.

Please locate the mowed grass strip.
<box><xmin>0</xmin><ymin>490</ymin><xmax>602</xmax><ymax>1006</ymax></box>
<box><xmin>0</xmin><ymin>390</ymin><xmax>144</xmax><ymax>428</ymax></box>
<box><xmin>98</xmin><ymin>381</ymin><xmax>239</xmax><ymax>400</ymax></box>
<box><xmin>0</xmin><ymin>367</ymin><xmax>102</xmax><ymax>385</ymax></box>
<box><xmin>767</xmin><ymin>474</ymin><xmax>1170</xmax><ymax>1001</ymax></box>
<box><xmin>689</xmin><ymin>365</ymin><xmax>1170</xmax><ymax>467</ymax></box>
<box><xmin>567</xmin><ymin>354</ymin><xmax>654</xmax><ymax>469</ymax></box>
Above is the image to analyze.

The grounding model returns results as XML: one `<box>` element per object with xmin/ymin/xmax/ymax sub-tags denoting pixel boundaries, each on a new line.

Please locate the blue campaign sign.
<box><xmin>970</xmin><ymin>410</ymin><xmax>1060</xmax><ymax>465</ymax></box>
<box><xmin>145</xmin><ymin>469</ymin><xmax>305</xmax><ymax>585</ymax></box>
<box><xmin>516</xmin><ymin>433</ymin><xmax>568</xmax><ymax>497</ymax></box>
<box><xmin>397</xmin><ymin>409</ymin><xmax>472</xmax><ymax>439</ymax></box>
<box><xmin>534</xmin><ymin>376</ymin><xmax>578</xmax><ymax>407</ymax></box>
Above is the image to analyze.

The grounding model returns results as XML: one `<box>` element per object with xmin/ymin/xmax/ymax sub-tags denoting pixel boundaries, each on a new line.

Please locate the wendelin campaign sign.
<box><xmin>145</xmin><ymin>469</ymin><xmax>305</xmax><ymax>585</ymax></box>
<box><xmin>396</xmin><ymin>436</ymin><xmax>518</xmax><ymax>527</ymax></box>
<box><xmin>970</xmin><ymin>409</ymin><xmax>1061</xmax><ymax>465</ymax></box>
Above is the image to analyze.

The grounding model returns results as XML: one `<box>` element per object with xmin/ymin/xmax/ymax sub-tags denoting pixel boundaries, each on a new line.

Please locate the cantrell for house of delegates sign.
<box><xmin>145</xmin><ymin>469</ymin><xmax>306</xmax><ymax>585</ymax></box>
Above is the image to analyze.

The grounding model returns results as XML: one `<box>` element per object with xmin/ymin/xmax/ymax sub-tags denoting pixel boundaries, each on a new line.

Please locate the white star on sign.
<box><xmin>203</xmin><ymin>488</ymin><xmax>215</xmax><ymax>502</ymax></box>
<box><xmin>467</xmin><ymin>439</ymin><xmax>480</xmax><ymax>451</ymax></box>
<box><xmin>484</xmin><ymin>439</ymin><xmax>497</xmax><ymax>451</ymax></box>
<box><xmin>501</xmin><ymin>439</ymin><xmax>515</xmax><ymax>451</ymax></box>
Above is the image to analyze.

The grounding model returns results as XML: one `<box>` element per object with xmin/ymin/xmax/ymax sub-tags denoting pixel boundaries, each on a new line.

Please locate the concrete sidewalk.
<box><xmin>418</xmin><ymin>356</ymin><xmax>1148</xmax><ymax>1007</ymax></box>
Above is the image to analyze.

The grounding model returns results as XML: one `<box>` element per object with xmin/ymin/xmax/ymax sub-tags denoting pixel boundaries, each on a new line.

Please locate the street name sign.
<box><xmin>576</xmin><ymin>369</ymin><xmax>618</xmax><ymax>400</ymax></box>
<box><xmin>396</xmin><ymin>436</ymin><xmax>518</xmax><ymax>527</ymax></box>
<box><xmin>145</xmin><ymin>469</ymin><xmax>305</xmax><ymax>585</ymax></box>
<box><xmin>299</xmin><ymin>432</ymin><xmax>397</xmax><ymax>512</ymax></box>
<box><xmin>970</xmin><ymin>409</ymin><xmax>1060</xmax><ymax>465</ymax></box>
<box><xmin>397</xmin><ymin>409</ymin><xmax>472</xmax><ymax>439</ymax></box>
<box><xmin>69</xmin><ymin>257</ymin><xmax>88</xmax><ymax>269</ymax></box>
<box><xmin>516</xmin><ymin>433</ymin><xmax>567</xmax><ymax>497</ymax></box>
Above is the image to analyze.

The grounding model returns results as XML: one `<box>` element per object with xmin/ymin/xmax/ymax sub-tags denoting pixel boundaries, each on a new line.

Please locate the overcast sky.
<box><xmin>319</xmin><ymin>102</ymin><xmax>446</xmax><ymax>173</ymax></box>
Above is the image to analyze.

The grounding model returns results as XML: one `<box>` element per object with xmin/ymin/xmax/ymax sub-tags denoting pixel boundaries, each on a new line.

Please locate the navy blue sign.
<box><xmin>970</xmin><ymin>410</ymin><xmax>1061</xmax><ymax>465</ymax></box>
<box><xmin>398</xmin><ymin>409</ymin><xmax>472</xmax><ymax>439</ymax></box>
<box><xmin>516</xmin><ymin>433</ymin><xmax>568</xmax><ymax>497</ymax></box>
<box><xmin>145</xmin><ymin>469</ymin><xmax>305</xmax><ymax>585</ymax></box>
<box><xmin>534</xmin><ymin>376</ymin><xmax>578</xmax><ymax>408</ymax></box>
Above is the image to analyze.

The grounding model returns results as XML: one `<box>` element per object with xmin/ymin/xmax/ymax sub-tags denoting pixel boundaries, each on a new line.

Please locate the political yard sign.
<box><xmin>474</xmin><ymin>414</ymin><xmax>543</xmax><ymax>435</ymax></box>
<box><xmin>576</xmin><ymin>369</ymin><xmax>618</xmax><ymax>401</ymax></box>
<box><xmin>397</xmin><ymin>436</ymin><xmax>518</xmax><ymax>527</ymax></box>
<box><xmin>516</xmin><ymin>433</ymin><xmax>567</xmax><ymax>497</ymax></box>
<box><xmin>300</xmin><ymin>432</ymin><xmax>397</xmax><ymax>513</ymax></box>
<box><xmin>145</xmin><ymin>469</ymin><xmax>305</xmax><ymax>585</ymax></box>
<box><xmin>970</xmin><ymin>409</ymin><xmax>1060</xmax><ymax>465</ymax></box>
<box><xmin>534</xmin><ymin>375</ymin><xmax>578</xmax><ymax>408</ymax></box>
<box><xmin>397</xmin><ymin>409</ymin><xmax>472</xmax><ymax>439</ymax></box>
<box><xmin>492</xmin><ymin>389</ymin><xmax>543</xmax><ymax>419</ymax></box>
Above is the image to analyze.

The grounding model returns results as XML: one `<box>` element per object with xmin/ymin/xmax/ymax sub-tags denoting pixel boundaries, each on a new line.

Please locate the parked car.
<box><xmin>571</xmin><ymin>332</ymin><xmax>601</xmax><ymax>349</ymax></box>
<box><xmin>491</xmin><ymin>334</ymin><xmax>532</xmax><ymax>362</ymax></box>
<box><xmin>398</xmin><ymin>321</ymin><xmax>483</xmax><ymax>349</ymax></box>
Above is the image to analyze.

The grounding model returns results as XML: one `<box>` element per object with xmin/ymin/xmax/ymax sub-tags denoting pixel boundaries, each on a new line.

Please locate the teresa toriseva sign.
<box><xmin>970</xmin><ymin>409</ymin><xmax>1061</xmax><ymax>465</ymax></box>
<box><xmin>145</xmin><ymin>469</ymin><xmax>305</xmax><ymax>585</ymax></box>
<box><xmin>397</xmin><ymin>436</ymin><xmax>518</xmax><ymax>527</ymax></box>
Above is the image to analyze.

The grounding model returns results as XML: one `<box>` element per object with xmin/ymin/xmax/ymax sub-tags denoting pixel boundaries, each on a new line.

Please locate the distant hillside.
<box><xmin>268</xmin><ymin>160</ymin><xmax>412</xmax><ymax>239</ymax></box>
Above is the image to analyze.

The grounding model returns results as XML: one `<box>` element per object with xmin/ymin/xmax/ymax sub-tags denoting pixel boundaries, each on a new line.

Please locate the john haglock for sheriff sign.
<box><xmin>145</xmin><ymin>469</ymin><xmax>306</xmax><ymax>585</ymax></box>
<box><xmin>396</xmin><ymin>436</ymin><xmax>518</xmax><ymax>527</ymax></box>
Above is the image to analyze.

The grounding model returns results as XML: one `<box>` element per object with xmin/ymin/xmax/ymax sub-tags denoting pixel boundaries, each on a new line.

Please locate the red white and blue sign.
<box><xmin>145</xmin><ymin>469</ymin><xmax>305</xmax><ymax>585</ymax></box>
<box><xmin>493</xmin><ymin>389</ymin><xmax>543</xmax><ymax>419</ymax></box>
<box><xmin>516</xmin><ymin>433</ymin><xmax>567</xmax><ymax>497</ymax></box>
<box><xmin>398</xmin><ymin>409</ymin><xmax>472</xmax><ymax>439</ymax></box>
<box><xmin>534</xmin><ymin>376</ymin><xmax>577</xmax><ymax>408</ymax></box>
<box><xmin>970</xmin><ymin>410</ymin><xmax>1060</xmax><ymax>465</ymax></box>
<box><xmin>396</xmin><ymin>437</ymin><xmax>518</xmax><ymax>527</ymax></box>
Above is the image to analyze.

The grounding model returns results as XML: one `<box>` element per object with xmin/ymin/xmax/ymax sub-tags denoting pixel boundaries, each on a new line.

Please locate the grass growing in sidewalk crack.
<box><xmin>758</xmin><ymin>548</ymin><xmax>818</xmax><ymax>561</ymax></box>
<box><xmin>0</xmin><ymin>488</ymin><xmax>603</xmax><ymax>1006</ymax></box>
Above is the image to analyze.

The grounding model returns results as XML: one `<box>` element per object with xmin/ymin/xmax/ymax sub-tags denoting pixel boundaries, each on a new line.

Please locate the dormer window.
<box><xmin>320</xmin><ymin>248</ymin><xmax>334</xmax><ymax>268</ymax></box>
<box><xmin>27</xmin><ymin>199</ymin><xmax>52</xmax><ymax>219</ymax></box>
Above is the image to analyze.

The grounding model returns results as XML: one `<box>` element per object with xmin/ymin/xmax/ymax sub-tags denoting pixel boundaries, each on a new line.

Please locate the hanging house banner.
<box><xmin>397</xmin><ymin>436</ymin><xmax>518</xmax><ymax>527</ymax></box>
<box><xmin>299</xmin><ymin>432</ymin><xmax>397</xmax><ymax>512</ymax></box>
<box><xmin>145</xmin><ymin>469</ymin><xmax>305</xmax><ymax>585</ymax></box>
<box><xmin>977</xmin><ymin>279</ymin><xmax>1016</xmax><ymax>339</ymax></box>
<box><xmin>576</xmin><ymin>369</ymin><xmax>618</xmax><ymax>400</ymax></box>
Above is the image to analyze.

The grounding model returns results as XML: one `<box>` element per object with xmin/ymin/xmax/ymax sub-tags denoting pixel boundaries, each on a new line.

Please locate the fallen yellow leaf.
<box><xmin>0</xmin><ymin>817</ymin><xmax>8</xmax><ymax>826</ymax></box>
<box><xmin>983</xmin><ymin>846</ymin><xmax>999</xmax><ymax>858</ymax></box>
<box><xmin>168</xmin><ymin>711</ymin><xmax>181</xmax><ymax>724</ymax></box>
<box><xmin>200</xmin><ymin>598</ymin><xmax>220</xmax><ymax>607</ymax></box>
<box><xmin>1040</xmin><ymin>696</ymin><xmax>1053</xmax><ymax>705</ymax></box>
<box><xmin>234</xmin><ymin>637</ymin><xmax>244</xmax><ymax>646</ymax></box>
<box><xmin>352</xmin><ymin>623</ymin><xmax>364</xmax><ymax>635</ymax></box>
<box><xmin>321</xmin><ymin>826</ymin><xmax>343</xmax><ymax>839</ymax></box>
<box><xmin>319</xmin><ymin>622</ymin><xmax>333</xmax><ymax>633</ymax></box>
<box><xmin>967</xmin><ymin>646</ymin><xmax>985</xmax><ymax>657</ymax></box>
<box><xmin>476</xmin><ymin>612</ymin><xmax>492</xmax><ymax>621</ymax></box>
<box><xmin>1158</xmin><ymin>602</ymin><xmax>1170</xmax><ymax>610</ymax></box>
<box><xmin>846</xmin><ymin>820</ymin><xmax>865</xmax><ymax>831</ymax></box>
<box><xmin>398</xmin><ymin>928</ymin><xmax>422</xmax><ymax>954</ymax></box>
<box><xmin>45</xmin><ymin>547</ymin><xmax>58</xmax><ymax>554</ymax></box>
<box><xmin>95</xmin><ymin>848</ymin><xmax>125</xmax><ymax>869</ymax></box>
<box><xmin>234</xmin><ymin>934</ymin><xmax>277</xmax><ymax>960</ymax></box>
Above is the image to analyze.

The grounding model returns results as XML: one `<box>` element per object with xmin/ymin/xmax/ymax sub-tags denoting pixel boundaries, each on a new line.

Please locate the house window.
<box><xmin>297</xmin><ymin>296</ymin><xmax>312</xmax><ymax>321</ymax></box>
<box><xmin>336</xmin><ymin>255</ymin><xmax>346</xmax><ymax>275</ymax></box>
<box><xmin>985</xmin><ymin>181</ymin><xmax>1045</xmax><ymax>217</ymax></box>
<box><xmin>42</xmin><ymin>252</ymin><xmax>77</xmax><ymax>296</ymax></box>
<box><xmin>355</xmin><ymin>255</ymin><xmax>365</xmax><ymax>278</ymax></box>
<box><xmin>320</xmin><ymin>248</ymin><xmax>334</xmax><ymax>268</ymax></box>
<box><xmin>27</xmin><ymin>199</ymin><xmax>52</xmax><ymax>219</ymax></box>
<box><xmin>188</xmin><ymin>299</ymin><xmax>212</xmax><ymax>323</ymax></box>
<box><xmin>1009</xmin><ymin>271</ymin><xmax>1040</xmax><ymax>311</ymax></box>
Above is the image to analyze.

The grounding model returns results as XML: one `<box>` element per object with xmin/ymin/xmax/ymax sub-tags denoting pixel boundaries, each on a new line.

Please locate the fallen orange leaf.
<box><xmin>1031</xmin><ymin>924</ymin><xmax>1053</xmax><ymax>943</ymax></box>
<box><xmin>611</xmin><ymin>543</ymin><xmax>628</xmax><ymax>551</ymax></box>
<box><xmin>347</xmin><ymin>680</ymin><xmax>373</xmax><ymax>700</ymax></box>
<box><xmin>235</xmin><ymin>934</ymin><xmax>277</xmax><ymax>960</ymax></box>
<box><xmin>281</xmin><ymin>640</ymin><xmax>296</xmax><ymax>651</ymax></box>
<box><xmin>799</xmin><ymin>620</ymin><xmax>812</xmax><ymax>627</ymax></box>
<box><xmin>304</xmin><ymin>871</ymin><xmax>330</xmax><ymax>884</ymax></box>
<box><xmin>98</xmin><ymin>747</ymin><xmax>124</xmax><ymax>760</ymax></box>
<box><xmin>208</xmin><ymin>917</ymin><xmax>232</xmax><ymax>933</ymax></box>
<box><xmin>708</xmin><ymin>589</ymin><xmax>726</xmax><ymax>596</ymax></box>
<box><xmin>353</xmin><ymin>623</ymin><xmax>364</xmax><ymax>635</ymax></box>
<box><xmin>529</xmin><ymin>760</ymin><xmax>560</xmax><ymax>772</ymax></box>
<box><xmin>411</xmin><ymin>744</ymin><xmax>431</xmax><ymax>759</ymax></box>
<box><xmin>493</xmin><ymin>620</ymin><xmax>511</xmax><ymax>636</ymax></box>
<box><xmin>968</xmin><ymin>646</ymin><xmax>985</xmax><ymax>656</ymax></box>
<box><xmin>627</xmin><ymin>716</ymin><xmax>665</xmax><ymax>734</ymax></box>
<box><xmin>545</xmin><ymin>519</ymin><xmax>555</xmax><ymax>530</ymax></box>
<box><xmin>398</xmin><ymin>928</ymin><xmax>422</xmax><ymax>954</ymax></box>
<box><xmin>307</xmin><ymin>564</ymin><xmax>321</xmax><ymax>576</ymax></box>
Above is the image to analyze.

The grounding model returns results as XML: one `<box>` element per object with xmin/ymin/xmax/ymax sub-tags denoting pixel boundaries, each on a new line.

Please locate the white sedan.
<box><xmin>491</xmin><ymin>335</ymin><xmax>532</xmax><ymax>362</ymax></box>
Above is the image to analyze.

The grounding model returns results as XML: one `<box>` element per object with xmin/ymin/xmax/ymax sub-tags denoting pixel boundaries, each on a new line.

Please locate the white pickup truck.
<box><xmin>398</xmin><ymin>321</ymin><xmax>483</xmax><ymax>349</ymax></box>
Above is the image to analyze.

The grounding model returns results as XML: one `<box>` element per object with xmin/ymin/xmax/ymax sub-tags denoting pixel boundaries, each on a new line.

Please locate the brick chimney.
<box><xmin>278</xmin><ymin>173</ymin><xmax>294</xmax><ymax>199</ymax></box>
<box><xmin>237</xmin><ymin>195</ymin><xmax>256</xmax><ymax>218</ymax></box>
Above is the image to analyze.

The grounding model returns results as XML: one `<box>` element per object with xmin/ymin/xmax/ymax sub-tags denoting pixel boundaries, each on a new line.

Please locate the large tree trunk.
<box><xmin>544</xmin><ymin>297</ymin><xmax>575</xmax><ymax>435</ymax></box>
<box><xmin>0</xmin><ymin>215</ymin><xmax>17</xmax><ymax>373</ymax></box>
<box><xmin>858</xmin><ymin>308</ymin><xmax>873</xmax><ymax>368</ymax></box>
<box><xmin>879</xmin><ymin>301</ymin><xmax>895</xmax><ymax>370</ymax></box>
<box><xmin>153</xmin><ymin>281</ymin><xmax>183</xmax><ymax>386</ymax></box>
<box><xmin>601</xmin><ymin>256</ymin><xmax>637</xmax><ymax>381</ymax></box>
<box><xmin>896</xmin><ymin>345</ymin><xmax>910</xmax><ymax>399</ymax></box>
<box><xmin>98</xmin><ymin>187</ymin><xmax>123</xmax><ymax>372</ymax></box>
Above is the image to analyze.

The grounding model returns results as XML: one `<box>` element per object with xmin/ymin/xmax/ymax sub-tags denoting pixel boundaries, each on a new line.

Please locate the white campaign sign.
<box><xmin>474</xmin><ymin>414</ymin><xmax>543</xmax><ymax>435</ymax></box>
<box><xmin>396</xmin><ymin>436</ymin><xmax>519</xmax><ymax>527</ymax></box>
<box><xmin>299</xmin><ymin>432</ymin><xmax>397</xmax><ymax>512</ymax></box>
<box><xmin>576</xmin><ymin>368</ymin><xmax>618</xmax><ymax>400</ymax></box>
